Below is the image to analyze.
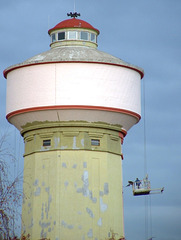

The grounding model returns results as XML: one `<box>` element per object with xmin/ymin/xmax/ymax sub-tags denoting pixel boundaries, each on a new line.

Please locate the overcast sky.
<box><xmin>0</xmin><ymin>1</ymin><xmax>181</xmax><ymax>240</ymax></box>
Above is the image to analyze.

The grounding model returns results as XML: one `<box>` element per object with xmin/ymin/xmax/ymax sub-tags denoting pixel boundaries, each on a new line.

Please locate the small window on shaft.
<box><xmin>91</xmin><ymin>139</ymin><xmax>100</xmax><ymax>146</ymax></box>
<box><xmin>43</xmin><ymin>139</ymin><xmax>51</xmax><ymax>147</ymax></box>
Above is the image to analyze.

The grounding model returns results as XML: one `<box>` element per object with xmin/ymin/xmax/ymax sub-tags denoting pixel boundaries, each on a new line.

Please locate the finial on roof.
<box><xmin>67</xmin><ymin>12</ymin><xmax>81</xmax><ymax>18</ymax></box>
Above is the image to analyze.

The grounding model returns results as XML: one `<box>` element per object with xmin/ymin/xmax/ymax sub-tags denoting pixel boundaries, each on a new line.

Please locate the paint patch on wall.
<box><xmin>104</xmin><ymin>183</ymin><xmax>109</xmax><ymax>195</ymax></box>
<box><xmin>68</xmin><ymin>225</ymin><xmax>74</xmax><ymax>229</ymax></box>
<box><xmin>41</xmin><ymin>203</ymin><xmax>44</xmax><ymax>220</ymax></box>
<box><xmin>54</xmin><ymin>137</ymin><xmax>60</xmax><ymax>148</ymax></box>
<box><xmin>39</xmin><ymin>220</ymin><xmax>51</xmax><ymax>239</ymax></box>
<box><xmin>34</xmin><ymin>187</ymin><xmax>41</xmax><ymax>196</ymax></box>
<box><xmin>100</xmin><ymin>197</ymin><xmax>108</xmax><ymax>212</ymax></box>
<box><xmin>87</xmin><ymin>229</ymin><xmax>93</xmax><ymax>238</ymax></box>
<box><xmin>60</xmin><ymin>145</ymin><xmax>67</xmax><ymax>149</ymax></box>
<box><xmin>34</xmin><ymin>179</ymin><xmax>39</xmax><ymax>186</ymax></box>
<box><xmin>99</xmin><ymin>191</ymin><xmax>104</xmax><ymax>197</ymax></box>
<box><xmin>61</xmin><ymin>220</ymin><xmax>74</xmax><ymax>230</ymax></box>
<box><xmin>72</xmin><ymin>163</ymin><xmax>77</xmax><ymax>169</ymax></box>
<box><xmin>73</xmin><ymin>136</ymin><xmax>79</xmax><ymax>149</ymax></box>
<box><xmin>97</xmin><ymin>218</ymin><xmax>102</xmax><ymax>226</ymax></box>
<box><xmin>48</xmin><ymin>194</ymin><xmax>52</xmax><ymax>211</ymax></box>
<box><xmin>82</xmin><ymin>170</ymin><xmax>89</xmax><ymax>197</ymax></box>
<box><xmin>86</xmin><ymin>207</ymin><xmax>94</xmax><ymax>218</ymax></box>
<box><xmin>62</xmin><ymin>162</ymin><xmax>67</xmax><ymax>168</ymax></box>
<box><xmin>83</xmin><ymin>162</ymin><xmax>87</xmax><ymax>168</ymax></box>
<box><xmin>81</xmin><ymin>138</ymin><xmax>84</xmax><ymax>147</ymax></box>
<box><xmin>64</xmin><ymin>181</ymin><xmax>69</xmax><ymax>188</ymax></box>
<box><xmin>61</xmin><ymin>220</ymin><xmax>67</xmax><ymax>228</ymax></box>
<box><xmin>76</xmin><ymin>170</ymin><xmax>97</xmax><ymax>203</ymax></box>
<box><xmin>29</xmin><ymin>218</ymin><xmax>34</xmax><ymax>228</ymax></box>
<box><xmin>45</xmin><ymin>187</ymin><xmax>50</xmax><ymax>193</ymax></box>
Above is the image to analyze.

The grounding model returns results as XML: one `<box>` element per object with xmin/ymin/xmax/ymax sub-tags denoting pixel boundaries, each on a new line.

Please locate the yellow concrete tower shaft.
<box><xmin>22</xmin><ymin>122</ymin><xmax>124</xmax><ymax>240</ymax></box>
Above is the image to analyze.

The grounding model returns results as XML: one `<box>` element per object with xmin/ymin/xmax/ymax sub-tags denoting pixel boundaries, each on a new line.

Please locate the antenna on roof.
<box><xmin>74</xmin><ymin>0</ymin><xmax>76</xmax><ymax>12</ymax></box>
<box><xmin>67</xmin><ymin>12</ymin><xmax>81</xmax><ymax>18</ymax></box>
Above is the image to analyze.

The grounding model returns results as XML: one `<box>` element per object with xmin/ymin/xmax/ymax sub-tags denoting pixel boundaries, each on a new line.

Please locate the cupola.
<box><xmin>48</xmin><ymin>13</ymin><xmax>100</xmax><ymax>48</ymax></box>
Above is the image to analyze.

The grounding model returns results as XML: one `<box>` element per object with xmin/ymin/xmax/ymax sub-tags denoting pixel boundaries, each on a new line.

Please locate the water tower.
<box><xmin>4</xmin><ymin>13</ymin><xmax>144</xmax><ymax>240</ymax></box>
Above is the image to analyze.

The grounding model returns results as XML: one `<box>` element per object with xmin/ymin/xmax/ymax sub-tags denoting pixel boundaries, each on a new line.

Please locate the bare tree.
<box><xmin>0</xmin><ymin>133</ymin><xmax>23</xmax><ymax>239</ymax></box>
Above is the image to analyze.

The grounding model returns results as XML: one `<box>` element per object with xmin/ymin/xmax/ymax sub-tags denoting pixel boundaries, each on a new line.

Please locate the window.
<box><xmin>51</xmin><ymin>33</ymin><xmax>56</xmax><ymax>42</ymax></box>
<box><xmin>91</xmin><ymin>139</ymin><xmax>100</xmax><ymax>146</ymax></box>
<box><xmin>68</xmin><ymin>31</ymin><xmax>76</xmax><ymax>40</ymax></box>
<box><xmin>58</xmin><ymin>32</ymin><xmax>65</xmax><ymax>40</ymax></box>
<box><xmin>80</xmin><ymin>31</ymin><xmax>88</xmax><ymax>40</ymax></box>
<box><xmin>43</xmin><ymin>139</ymin><xmax>51</xmax><ymax>147</ymax></box>
<box><xmin>91</xmin><ymin>33</ymin><xmax>96</xmax><ymax>43</ymax></box>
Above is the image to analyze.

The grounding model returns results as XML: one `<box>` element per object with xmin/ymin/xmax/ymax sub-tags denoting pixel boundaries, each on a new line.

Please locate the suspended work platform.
<box><xmin>127</xmin><ymin>175</ymin><xmax>164</xmax><ymax>196</ymax></box>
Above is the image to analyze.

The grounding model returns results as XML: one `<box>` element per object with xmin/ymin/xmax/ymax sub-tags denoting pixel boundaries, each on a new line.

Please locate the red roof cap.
<box><xmin>48</xmin><ymin>18</ymin><xmax>100</xmax><ymax>34</ymax></box>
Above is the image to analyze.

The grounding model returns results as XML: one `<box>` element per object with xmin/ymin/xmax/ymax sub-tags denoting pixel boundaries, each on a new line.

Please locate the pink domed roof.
<box><xmin>48</xmin><ymin>18</ymin><xmax>100</xmax><ymax>34</ymax></box>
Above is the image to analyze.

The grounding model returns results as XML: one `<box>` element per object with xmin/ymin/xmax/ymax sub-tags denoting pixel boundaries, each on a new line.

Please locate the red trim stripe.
<box><xmin>6</xmin><ymin>105</ymin><xmax>141</xmax><ymax>121</ymax></box>
<box><xmin>3</xmin><ymin>61</ymin><xmax>144</xmax><ymax>79</ymax></box>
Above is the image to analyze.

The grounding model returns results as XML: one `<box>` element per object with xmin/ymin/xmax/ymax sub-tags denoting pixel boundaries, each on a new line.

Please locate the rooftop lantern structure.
<box><xmin>48</xmin><ymin>12</ymin><xmax>99</xmax><ymax>48</ymax></box>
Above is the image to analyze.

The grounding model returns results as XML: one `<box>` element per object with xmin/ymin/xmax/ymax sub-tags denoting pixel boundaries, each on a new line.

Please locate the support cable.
<box><xmin>145</xmin><ymin>196</ymin><xmax>148</xmax><ymax>240</ymax></box>
<box><xmin>74</xmin><ymin>0</ymin><xmax>76</xmax><ymax>12</ymax></box>
<box><xmin>143</xmin><ymin>76</ymin><xmax>147</xmax><ymax>176</ymax></box>
<box><xmin>149</xmin><ymin>195</ymin><xmax>153</xmax><ymax>238</ymax></box>
<box><xmin>143</xmin><ymin>77</ymin><xmax>153</xmax><ymax>240</ymax></box>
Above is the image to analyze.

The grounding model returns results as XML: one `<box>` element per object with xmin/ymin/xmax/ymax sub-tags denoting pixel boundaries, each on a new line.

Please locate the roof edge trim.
<box><xmin>4</xmin><ymin>61</ymin><xmax>144</xmax><ymax>79</ymax></box>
